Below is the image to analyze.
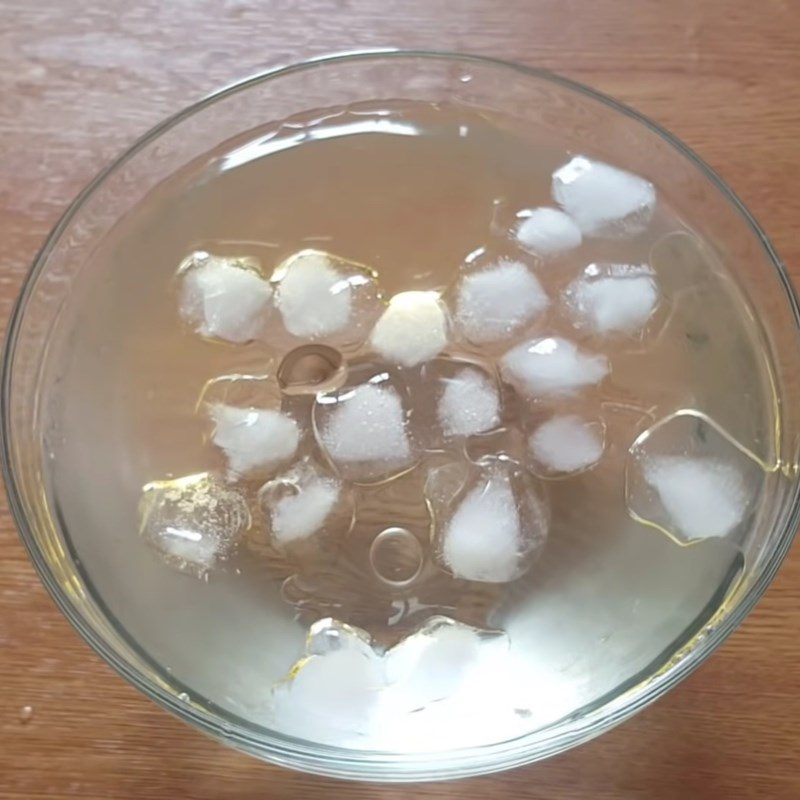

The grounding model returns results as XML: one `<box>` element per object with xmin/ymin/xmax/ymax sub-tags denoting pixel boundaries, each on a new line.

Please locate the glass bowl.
<box><xmin>3</xmin><ymin>51</ymin><xmax>799</xmax><ymax>781</ymax></box>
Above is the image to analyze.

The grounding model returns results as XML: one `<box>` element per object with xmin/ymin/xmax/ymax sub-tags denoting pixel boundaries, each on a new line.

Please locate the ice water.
<box><xmin>47</xmin><ymin>100</ymin><xmax>779</xmax><ymax>750</ymax></box>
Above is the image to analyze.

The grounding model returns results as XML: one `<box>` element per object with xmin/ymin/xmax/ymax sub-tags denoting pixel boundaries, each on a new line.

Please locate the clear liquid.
<box><xmin>47</xmin><ymin>100</ymin><xmax>777</xmax><ymax>750</ymax></box>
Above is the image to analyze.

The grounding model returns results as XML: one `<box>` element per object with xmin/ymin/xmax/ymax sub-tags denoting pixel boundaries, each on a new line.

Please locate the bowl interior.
<box><xmin>4</xmin><ymin>52</ymin><xmax>800</xmax><ymax>780</ymax></box>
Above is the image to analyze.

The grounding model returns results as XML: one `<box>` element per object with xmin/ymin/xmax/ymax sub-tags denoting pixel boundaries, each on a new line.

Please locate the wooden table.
<box><xmin>1</xmin><ymin>2</ymin><xmax>799</xmax><ymax>797</ymax></box>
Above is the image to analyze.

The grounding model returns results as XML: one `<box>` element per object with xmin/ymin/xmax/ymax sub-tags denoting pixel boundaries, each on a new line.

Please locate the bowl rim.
<box><xmin>3</xmin><ymin>48</ymin><xmax>799</xmax><ymax>781</ymax></box>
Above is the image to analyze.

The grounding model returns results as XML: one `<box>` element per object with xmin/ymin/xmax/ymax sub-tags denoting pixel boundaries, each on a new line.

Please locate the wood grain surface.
<box><xmin>1</xmin><ymin>1</ymin><xmax>799</xmax><ymax>797</ymax></box>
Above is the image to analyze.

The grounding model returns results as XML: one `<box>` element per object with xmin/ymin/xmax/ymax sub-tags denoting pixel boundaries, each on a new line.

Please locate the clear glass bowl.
<box><xmin>3</xmin><ymin>51</ymin><xmax>800</xmax><ymax>781</ymax></box>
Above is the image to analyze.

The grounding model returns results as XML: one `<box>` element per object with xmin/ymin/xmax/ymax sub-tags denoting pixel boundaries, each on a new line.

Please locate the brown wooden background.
<box><xmin>1</xmin><ymin>1</ymin><xmax>799</xmax><ymax>798</ymax></box>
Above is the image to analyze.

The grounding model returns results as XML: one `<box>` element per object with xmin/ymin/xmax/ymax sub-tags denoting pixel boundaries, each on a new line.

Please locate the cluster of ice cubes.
<box><xmin>268</xmin><ymin>616</ymin><xmax>509</xmax><ymax>746</ymax></box>
<box><xmin>178</xmin><ymin>249</ymin><xmax>384</xmax><ymax>351</ymax></box>
<box><xmin>144</xmin><ymin>154</ymin><xmax>754</xmax><ymax>595</ymax></box>
<box><xmin>135</xmin><ymin>152</ymin><xmax>770</xmax><ymax>738</ymax></box>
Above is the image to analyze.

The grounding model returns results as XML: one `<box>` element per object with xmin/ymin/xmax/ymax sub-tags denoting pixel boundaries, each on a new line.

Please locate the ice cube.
<box><xmin>273</xmin><ymin>250</ymin><xmax>350</xmax><ymax>337</ymax></box>
<box><xmin>269</xmin><ymin>616</ymin><xmax>508</xmax><ymax>745</ymax></box>
<box><xmin>454</xmin><ymin>259</ymin><xmax>549</xmax><ymax>345</ymax></box>
<box><xmin>552</xmin><ymin>156</ymin><xmax>656</xmax><ymax>238</ymax></box>
<box><xmin>437</xmin><ymin>366</ymin><xmax>501</xmax><ymax>438</ymax></box>
<box><xmin>406</xmin><ymin>357</ymin><xmax>504</xmax><ymax>449</ymax></box>
<box><xmin>643</xmin><ymin>457</ymin><xmax>747</xmax><ymax>540</ymax></box>
<box><xmin>515</xmin><ymin>207</ymin><xmax>582</xmax><ymax>257</ymax></box>
<box><xmin>563</xmin><ymin>263</ymin><xmax>659</xmax><ymax>335</ymax></box>
<box><xmin>306</xmin><ymin>617</ymin><xmax>375</xmax><ymax>659</ymax></box>
<box><xmin>139</xmin><ymin>472</ymin><xmax>251</xmax><ymax>577</ymax></box>
<box><xmin>626</xmin><ymin>410</ymin><xmax>762</xmax><ymax>544</ymax></box>
<box><xmin>500</xmin><ymin>336</ymin><xmax>609</xmax><ymax>398</ymax></box>
<box><xmin>443</xmin><ymin>478</ymin><xmax>520</xmax><ymax>582</ymax></box>
<box><xmin>369</xmin><ymin>291</ymin><xmax>448</xmax><ymax>367</ymax></box>
<box><xmin>272</xmin><ymin>250</ymin><xmax>382</xmax><ymax>344</ymax></box>
<box><xmin>427</xmin><ymin>458</ymin><xmax>549</xmax><ymax>583</ymax></box>
<box><xmin>528</xmin><ymin>414</ymin><xmax>605</xmax><ymax>475</ymax></box>
<box><xmin>314</xmin><ymin>369</ymin><xmax>417</xmax><ymax>483</ymax></box>
<box><xmin>178</xmin><ymin>251</ymin><xmax>272</xmax><ymax>344</ymax></box>
<box><xmin>258</xmin><ymin>459</ymin><xmax>351</xmax><ymax>548</ymax></box>
<box><xmin>383</xmin><ymin>617</ymin><xmax>490</xmax><ymax>711</ymax></box>
<box><xmin>270</xmin><ymin>618</ymin><xmax>385</xmax><ymax>739</ymax></box>
<box><xmin>209</xmin><ymin>403</ymin><xmax>299</xmax><ymax>478</ymax></box>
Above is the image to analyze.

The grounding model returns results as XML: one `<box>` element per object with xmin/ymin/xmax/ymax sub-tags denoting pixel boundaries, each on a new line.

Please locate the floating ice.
<box><xmin>500</xmin><ymin>337</ymin><xmax>609</xmax><ymax>398</ymax></box>
<box><xmin>269</xmin><ymin>616</ymin><xmax>510</xmax><ymax>746</ymax></box>
<box><xmin>528</xmin><ymin>414</ymin><xmax>604</xmax><ymax>474</ymax></box>
<box><xmin>428</xmin><ymin>459</ymin><xmax>549</xmax><ymax>583</ymax></box>
<box><xmin>369</xmin><ymin>291</ymin><xmax>448</xmax><ymax>367</ymax></box>
<box><xmin>552</xmin><ymin>156</ymin><xmax>656</xmax><ymax>238</ymax></box>
<box><xmin>316</xmin><ymin>379</ymin><xmax>415</xmax><ymax>482</ymax></box>
<box><xmin>272</xmin><ymin>481</ymin><xmax>338</xmax><ymax>545</ymax></box>
<box><xmin>515</xmin><ymin>207</ymin><xmax>582</xmax><ymax>257</ymax></box>
<box><xmin>564</xmin><ymin>263</ymin><xmax>659</xmax><ymax>335</ymax></box>
<box><xmin>259</xmin><ymin>459</ymin><xmax>345</xmax><ymax>548</ymax></box>
<box><xmin>437</xmin><ymin>367</ymin><xmax>501</xmax><ymax>438</ymax></box>
<box><xmin>178</xmin><ymin>252</ymin><xmax>272</xmax><ymax>343</ymax></box>
<box><xmin>273</xmin><ymin>250</ymin><xmax>353</xmax><ymax>338</ymax></box>
<box><xmin>210</xmin><ymin>403</ymin><xmax>299</xmax><ymax>477</ymax></box>
<box><xmin>139</xmin><ymin>473</ymin><xmax>250</xmax><ymax>577</ymax></box>
<box><xmin>643</xmin><ymin>456</ymin><xmax>748</xmax><ymax>540</ymax></box>
<box><xmin>271</xmin><ymin>619</ymin><xmax>385</xmax><ymax>737</ymax></box>
<box><xmin>454</xmin><ymin>259</ymin><xmax>548</xmax><ymax>345</ymax></box>
<box><xmin>626</xmin><ymin>410</ymin><xmax>762</xmax><ymax>544</ymax></box>
<box><xmin>443</xmin><ymin>479</ymin><xmax>521</xmax><ymax>582</ymax></box>
<box><xmin>382</xmin><ymin>617</ymin><xmax>487</xmax><ymax>711</ymax></box>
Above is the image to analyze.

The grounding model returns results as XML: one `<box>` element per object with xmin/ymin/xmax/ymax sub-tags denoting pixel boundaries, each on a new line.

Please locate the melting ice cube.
<box><xmin>563</xmin><ymin>263</ymin><xmax>659</xmax><ymax>335</ymax></box>
<box><xmin>272</xmin><ymin>250</ymin><xmax>382</xmax><ymax>345</ymax></box>
<box><xmin>259</xmin><ymin>459</ymin><xmax>351</xmax><ymax>548</ymax></box>
<box><xmin>427</xmin><ymin>458</ymin><xmax>549</xmax><ymax>583</ymax></box>
<box><xmin>528</xmin><ymin>414</ymin><xmax>605</xmax><ymax>475</ymax></box>
<box><xmin>437</xmin><ymin>366</ymin><xmax>501</xmax><ymax>438</ymax></box>
<box><xmin>369</xmin><ymin>291</ymin><xmax>448</xmax><ymax>367</ymax></box>
<box><xmin>626</xmin><ymin>410</ymin><xmax>761</xmax><ymax>544</ymax></box>
<box><xmin>209</xmin><ymin>403</ymin><xmax>299</xmax><ymax>478</ymax></box>
<box><xmin>271</xmin><ymin>618</ymin><xmax>385</xmax><ymax>738</ymax></box>
<box><xmin>314</xmin><ymin>368</ymin><xmax>418</xmax><ymax>483</ymax></box>
<box><xmin>454</xmin><ymin>259</ymin><xmax>549</xmax><ymax>346</ymax></box>
<box><xmin>443</xmin><ymin>478</ymin><xmax>520</xmax><ymax>582</ymax></box>
<box><xmin>382</xmin><ymin>616</ymin><xmax>501</xmax><ymax>712</ymax></box>
<box><xmin>552</xmin><ymin>156</ymin><xmax>656</xmax><ymax>238</ymax></box>
<box><xmin>643</xmin><ymin>457</ymin><xmax>748</xmax><ymax>541</ymax></box>
<box><xmin>268</xmin><ymin>616</ymin><xmax>507</xmax><ymax>745</ymax></box>
<box><xmin>139</xmin><ymin>473</ymin><xmax>251</xmax><ymax>577</ymax></box>
<box><xmin>515</xmin><ymin>207</ymin><xmax>582</xmax><ymax>257</ymax></box>
<box><xmin>178</xmin><ymin>251</ymin><xmax>272</xmax><ymax>344</ymax></box>
<box><xmin>500</xmin><ymin>336</ymin><xmax>609</xmax><ymax>399</ymax></box>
